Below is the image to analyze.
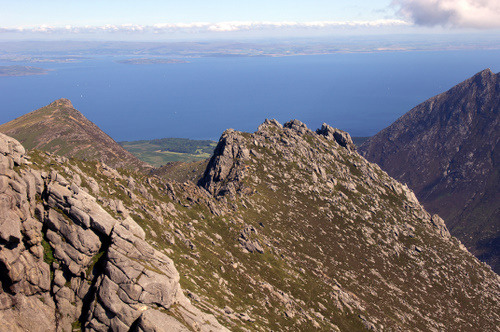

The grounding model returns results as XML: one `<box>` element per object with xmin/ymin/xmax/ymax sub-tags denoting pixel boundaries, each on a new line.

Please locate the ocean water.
<box><xmin>1</xmin><ymin>50</ymin><xmax>499</xmax><ymax>141</ymax></box>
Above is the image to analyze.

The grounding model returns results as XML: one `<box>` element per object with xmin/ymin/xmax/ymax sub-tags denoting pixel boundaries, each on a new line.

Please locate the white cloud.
<box><xmin>392</xmin><ymin>0</ymin><xmax>500</xmax><ymax>28</ymax></box>
<box><xmin>1</xmin><ymin>19</ymin><xmax>411</xmax><ymax>36</ymax></box>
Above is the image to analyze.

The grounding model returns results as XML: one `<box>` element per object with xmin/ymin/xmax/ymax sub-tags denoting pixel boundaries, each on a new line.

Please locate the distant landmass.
<box><xmin>116</xmin><ymin>58</ymin><xmax>188</xmax><ymax>65</ymax></box>
<box><xmin>0</xmin><ymin>55</ymin><xmax>89</xmax><ymax>63</ymax></box>
<box><xmin>0</xmin><ymin>65</ymin><xmax>49</xmax><ymax>76</ymax></box>
<box><xmin>2</xmin><ymin>37</ymin><xmax>499</xmax><ymax>59</ymax></box>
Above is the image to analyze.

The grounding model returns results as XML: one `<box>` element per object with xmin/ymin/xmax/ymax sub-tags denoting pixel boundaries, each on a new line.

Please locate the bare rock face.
<box><xmin>0</xmin><ymin>132</ymin><xmax>25</xmax><ymax>167</ymax></box>
<box><xmin>0</xmin><ymin>134</ymin><xmax>56</xmax><ymax>332</ymax></box>
<box><xmin>86</xmin><ymin>222</ymin><xmax>226</xmax><ymax>332</ymax></box>
<box><xmin>199</xmin><ymin>128</ymin><xmax>251</xmax><ymax>197</ymax></box>
<box><xmin>0</xmin><ymin>133</ymin><xmax>227</xmax><ymax>332</ymax></box>
<box><xmin>316</xmin><ymin>123</ymin><xmax>356</xmax><ymax>152</ymax></box>
<box><xmin>283</xmin><ymin>119</ymin><xmax>309</xmax><ymax>135</ymax></box>
<box><xmin>359</xmin><ymin>68</ymin><xmax>500</xmax><ymax>273</ymax></box>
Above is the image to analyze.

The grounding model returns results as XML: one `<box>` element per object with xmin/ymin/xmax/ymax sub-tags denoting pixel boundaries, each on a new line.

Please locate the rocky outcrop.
<box><xmin>359</xmin><ymin>68</ymin><xmax>500</xmax><ymax>273</ymax></box>
<box><xmin>86</xmin><ymin>221</ymin><xmax>225</xmax><ymax>332</ymax></box>
<box><xmin>316</xmin><ymin>123</ymin><xmax>356</xmax><ymax>151</ymax></box>
<box><xmin>0</xmin><ymin>133</ymin><xmax>227</xmax><ymax>331</ymax></box>
<box><xmin>199</xmin><ymin>128</ymin><xmax>251</xmax><ymax>197</ymax></box>
<box><xmin>0</xmin><ymin>133</ymin><xmax>55</xmax><ymax>332</ymax></box>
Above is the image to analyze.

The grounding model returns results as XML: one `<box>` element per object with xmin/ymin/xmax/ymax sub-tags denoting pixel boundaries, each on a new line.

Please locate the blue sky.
<box><xmin>1</xmin><ymin>0</ymin><xmax>500</xmax><ymax>40</ymax></box>
<box><xmin>1</xmin><ymin>0</ymin><xmax>390</xmax><ymax>25</ymax></box>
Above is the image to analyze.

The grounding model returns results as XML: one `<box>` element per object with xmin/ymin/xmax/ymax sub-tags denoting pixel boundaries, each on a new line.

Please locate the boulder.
<box><xmin>0</xmin><ymin>132</ymin><xmax>26</xmax><ymax>166</ymax></box>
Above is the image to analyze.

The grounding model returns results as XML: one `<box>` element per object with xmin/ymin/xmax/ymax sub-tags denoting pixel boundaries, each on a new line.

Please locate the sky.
<box><xmin>1</xmin><ymin>0</ymin><xmax>500</xmax><ymax>40</ymax></box>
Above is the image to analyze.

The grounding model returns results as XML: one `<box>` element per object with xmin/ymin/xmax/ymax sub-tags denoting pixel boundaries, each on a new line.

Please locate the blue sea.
<box><xmin>1</xmin><ymin>50</ymin><xmax>499</xmax><ymax>141</ymax></box>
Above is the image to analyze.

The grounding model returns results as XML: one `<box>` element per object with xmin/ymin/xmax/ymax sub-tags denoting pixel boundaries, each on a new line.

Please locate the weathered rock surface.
<box><xmin>316</xmin><ymin>123</ymin><xmax>356</xmax><ymax>151</ymax></box>
<box><xmin>199</xmin><ymin>128</ymin><xmax>251</xmax><ymax>197</ymax></box>
<box><xmin>359</xmin><ymin>68</ymin><xmax>500</xmax><ymax>273</ymax></box>
<box><xmin>0</xmin><ymin>133</ymin><xmax>227</xmax><ymax>331</ymax></box>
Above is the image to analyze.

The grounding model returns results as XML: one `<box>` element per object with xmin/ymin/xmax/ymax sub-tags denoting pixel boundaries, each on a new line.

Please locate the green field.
<box><xmin>119</xmin><ymin>138</ymin><xmax>216</xmax><ymax>167</ymax></box>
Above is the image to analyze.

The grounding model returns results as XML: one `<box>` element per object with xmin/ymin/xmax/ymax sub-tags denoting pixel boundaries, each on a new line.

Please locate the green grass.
<box><xmin>86</xmin><ymin>251</ymin><xmax>106</xmax><ymax>277</ymax></box>
<box><xmin>119</xmin><ymin>139</ymin><xmax>215</xmax><ymax>167</ymax></box>
<box><xmin>41</xmin><ymin>236</ymin><xmax>56</xmax><ymax>266</ymax></box>
<box><xmin>71</xmin><ymin>319</ymin><xmax>82</xmax><ymax>331</ymax></box>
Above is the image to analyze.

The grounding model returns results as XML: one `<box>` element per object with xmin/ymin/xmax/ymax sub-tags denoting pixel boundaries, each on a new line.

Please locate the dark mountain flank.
<box><xmin>359</xmin><ymin>69</ymin><xmax>500</xmax><ymax>273</ymax></box>
<box><xmin>0</xmin><ymin>98</ymin><xmax>151</xmax><ymax>171</ymax></box>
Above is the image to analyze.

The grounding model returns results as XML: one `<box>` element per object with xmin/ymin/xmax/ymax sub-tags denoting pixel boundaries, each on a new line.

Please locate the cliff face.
<box><xmin>359</xmin><ymin>69</ymin><xmax>500</xmax><ymax>273</ymax></box>
<box><xmin>1</xmin><ymin>116</ymin><xmax>500</xmax><ymax>331</ymax></box>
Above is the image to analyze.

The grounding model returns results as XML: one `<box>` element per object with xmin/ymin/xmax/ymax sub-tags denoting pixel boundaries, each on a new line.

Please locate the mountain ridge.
<box><xmin>1</xmin><ymin>103</ymin><xmax>500</xmax><ymax>330</ymax></box>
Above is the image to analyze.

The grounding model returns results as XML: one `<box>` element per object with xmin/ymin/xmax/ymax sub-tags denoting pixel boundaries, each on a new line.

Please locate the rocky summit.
<box><xmin>0</xmin><ymin>116</ymin><xmax>499</xmax><ymax>331</ymax></box>
<box><xmin>359</xmin><ymin>69</ymin><xmax>500</xmax><ymax>274</ymax></box>
<box><xmin>0</xmin><ymin>99</ymin><xmax>151</xmax><ymax>172</ymax></box>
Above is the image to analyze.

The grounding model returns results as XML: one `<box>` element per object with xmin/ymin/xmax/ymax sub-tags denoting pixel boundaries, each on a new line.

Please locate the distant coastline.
<box><xmin>0</xmin><ymin>56</ymin><xmax>89</xmax><ymax>63</ymax></box>
<box><xmin>0</xmin><ymin>65</ymin><xmax>50</xmax><ymax>77</ymax></box>
<box><xmin>115</xmin><ymin>58</ymin><xmax>189</xmax><ymax>65</ymax></box>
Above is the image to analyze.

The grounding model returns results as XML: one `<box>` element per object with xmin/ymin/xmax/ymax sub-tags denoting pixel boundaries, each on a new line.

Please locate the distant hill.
<box><xmin>359</xmin><ymin>69</ymin><xmax>500</xmax><ymax>273</ymax></box>
<box><xmin>0</xmin><ymin>98</ymin><xmax>151</xmax><ymax>171</ymax></box>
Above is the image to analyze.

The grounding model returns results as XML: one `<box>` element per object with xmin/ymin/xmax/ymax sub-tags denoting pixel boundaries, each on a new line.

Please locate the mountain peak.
<box><xmin>478</xmin><ymin>68</ymin><xmax>493</xmax><ymax>74</ymax></box>
<box><xmin>467</xmin><ymin>67</ymin><xmax>497</xmax><ymax>85</ymax></box>
<box><xmin>51</xmin><ymin>98</ymin><xmax>74</xmax><ymax>108</ymax></box>
<box><xmin>0</xmin><ymin>99</ymin><xmax>151</xmax><ymax>171</ymax></box>
<box><xmin>283</xmin><ymin>119</ymin><xmax>311</xmax><ymax>135</ymax></box>
<box><xmin>316</xmin><ymin>123</ymin><xmax>356</xmax><ymax>151</ymax></box>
